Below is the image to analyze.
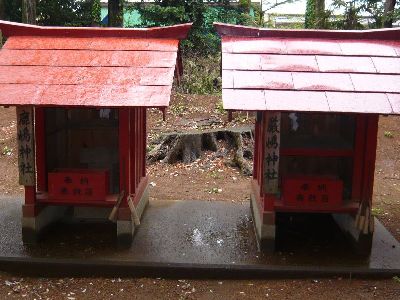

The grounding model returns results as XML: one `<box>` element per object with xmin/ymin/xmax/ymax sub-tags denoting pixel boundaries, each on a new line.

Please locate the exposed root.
<box><xmin>147</xmin><ymin>126</ymin><xmax>254</xmax><ymax>175</ymax></box>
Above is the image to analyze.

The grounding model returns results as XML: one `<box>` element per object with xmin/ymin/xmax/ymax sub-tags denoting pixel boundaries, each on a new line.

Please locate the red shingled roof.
<box><xmin>215</xmin><ymin>23</ymin><xmax>400</xmax><ymax>114</ymax></box>
<box><xmin>0</xmin><ymin>21</ymin><xmax>191</xmax><ymax>108</ymax></box>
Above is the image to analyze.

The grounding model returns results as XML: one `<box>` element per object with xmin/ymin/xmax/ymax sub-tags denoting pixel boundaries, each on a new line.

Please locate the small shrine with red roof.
<box><xmin>0</xmin><ymin>20</ymin><xmax>191</xmax><ymax>244</ymax></box>
<box><xmin>215</xmin><ymin>22</ymin><xmax>400</xmax><ymax>250</ymax></box>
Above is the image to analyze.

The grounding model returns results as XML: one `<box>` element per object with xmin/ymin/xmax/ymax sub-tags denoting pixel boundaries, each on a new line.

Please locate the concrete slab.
<box><xmin>0</xmin><ymin>197</ymin><xmax>399</xmax><ymax>278</ymax></box>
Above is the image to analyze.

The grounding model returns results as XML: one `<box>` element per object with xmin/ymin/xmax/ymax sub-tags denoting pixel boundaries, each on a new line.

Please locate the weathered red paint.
<box><xmin>0</xmin><ymin>20</ymin><xmax>192</xmax><ymax>39</ymax></box>
<box><xmin>0</xmin><ymin>22</ymin><xmax>191</xmax><ymax>108</ymax></box>
<box><xmin>0</xmin><ymin>49</ymin><xmax>177</xmax><ymax>67</ymax></box>
<box><xmin>214</xmin><ymin>22</ymin><xmax>400</xmax><ymax>40</ymax></box>
<box><xmin>48</xmin><ymin>169</ymin><xmax>110</xmax><ymax>202</ymax></box>
<box><xmin>216</xmin><ymin>23</ymin><xmax>400</xmax><ymax>114</ymax></box>
<box><xmin>0</xmin><ymin>84</ymin><xmax>173</xmax><ymax>107</ymax></box>
<box><xmin>282</xmin><ymin>177</ymin><xmax>343</xmax><ymax>207</ymax></box>
<box><xmin>119</xmin><ymin>108</ymin><xmax>130</xmax><ymax>208</ymax></box>
<box><xmin>351</xmin><ymin>116</ymin><xmax>367</xmax><ymax>201</ymax></box>
<box><xmin>0</xmin><ymin>66</ymin><xmax>175</xmax><ymax>86</ymax></box>
<box><xmin>24</xmin><ymin>186</ymin><xmax>36</xmax><ymax>205</ymax></box>
<box><xmin>129</xmin><ymin>108</ymin><xmax>137</xmax><ymax>195</ymax></box>
<box><xmin>362</xmin><ymin>115</ymin><xmax>379</xmax><ymax>207</ymax></box>
<box><xmin>34</xmin><ymin>107</ymin><xmax>46</xmax><ymax>192</ymax></box>
<box><xmin>4</xmin><ymin>36</ymin><xmax>179</xmax><ymax>51</ymax></box>
<box><xmin>3</xmin><ymin>22</ymin><xmax>191</xmax><ymax>214</ymax></box>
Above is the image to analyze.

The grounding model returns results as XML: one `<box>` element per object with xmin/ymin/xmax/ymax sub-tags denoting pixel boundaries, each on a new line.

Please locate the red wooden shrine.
<box><xmin>0</xmin><ymin>20</ymin><xmax>191</xmax><ymax>243</ymax></box>
<box><xmin>215</xmin><ymin>22</ymin><xmax>400</xmax><ymax>249</ymax></box>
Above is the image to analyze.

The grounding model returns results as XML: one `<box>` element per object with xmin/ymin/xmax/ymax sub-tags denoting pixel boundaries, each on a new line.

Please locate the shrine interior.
<box><xmin>44</xmin><ymin>108</ymin><xmax>120</xmax><ymax>194</ymax></box>
<box><xmin>279</xmin><ymin>113</ymin><xmax>356</xmax><ymax>201</ymax></box>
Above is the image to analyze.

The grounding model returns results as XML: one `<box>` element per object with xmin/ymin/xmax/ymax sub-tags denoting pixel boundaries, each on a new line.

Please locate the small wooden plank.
<box><xmin>350</xmin><ymin>73</ymin><xmax>400</xmax><ymax>93</ymax></box>
<box><xmin>0</xmin><ymin>66</ymin><xmax>175</xmax><ymax>86</ymax></box>
<box><xmin>222</xmin><ymin>89</ymin><xmax>266</xmax><ymax>110</ymax></box>
<box><xmin>263</xmin><ymin>112</ymin><xmax>281</xmax><ymax>194</ymax></box>
<box><xmin>265</xmin><ymin>90</ymin><xmax>330</xmax><ymax>112</ymax></box>
<box><xmin>224</xmin><ymin>70</ymin><xmax>400</xmax><ymax>93</ymax></box>
<box><xmin>285</xmin><ymin>39</ymin><xmax>342</xmax><ymax>55</ymax></box>
<box><xmin>292</xmin><ymin>72</ymin><xmax>354</xmax><ymax>91</ymax></box>
<box><xmin>387</xmin><ymin>93</ymin><xmax>400</xmax><ymax>114</ymax></box>
<box><xmin>17</xmin><ymin>106</ymin><xmax>35</xmax><ymax>186</ymax></box>
<box><xmin>225</xmin><ymin>70</ymin><xmax>294</xmax><ymax>90</ymax></box>
<box><xmin>0</xmin><ymin>84</ymin><xmax>172</xmax><ymax>107</ymax></box>
<box><xmin>0</xmin><ymin>49</ymin><xmax>177</xmax><ymax>68</ymax></box>
<box><xmin>222</xmin><ymin>36</ymin><xmax>287</xmax><ymax>54</ymax></box>
<box><xmin>371</xmin><ymin>57</ymin><xmax>400</xmax><ymax>74</ymax></box>
<box><xmin>326</xmin><ymin>92</ymin><xmax>393</xmax><ymax>114</ymax></box>
<box><xmin>4</xmin><ymin>36</ymin><xmax>178</xmax><ymax>52</ymax></box>
<box><xmin>339</xmin><ymin>41</ymin><xmax>398</xmax><ymax>57</ymax></box>
<box><xmin>316</xmin><ymin>56</ymin><xmax>377</xmax><ymax>73</ymax></box>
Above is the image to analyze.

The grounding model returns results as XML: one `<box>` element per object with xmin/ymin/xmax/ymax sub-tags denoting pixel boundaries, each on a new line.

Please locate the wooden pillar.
<box><xmin>253</xmin><ymin>111</ymin><xmax>263</xmax><ymax>180</ymax></box>
<box><xmin>142</xmin><ymin>108</ymin><xmax>147</xmax><ymax>177</ymax></box>
<box><xmin>129</xmin><ymin>108</ymin><xmax>136</xmax><ymax>194</ymax></box>
<box><xmin>351</xmin><ymin>115</ymin><xmax>367</xmax><ymax>202</ymax></box>
<box><xmin>119</xmin><ymin>108</ymin><xmax>130</xmax><ymax>205</ymax></box>
<box><xmin>362</xmin><ymin>115</ymin><xmax>379</xmax><ymax>206</ymax></box>
<box><xmin>35</xmin><ymin>107</ymin><xmax>47</xmax><ymax>192</ymax></box>
<box><xmin>135</xmin><ymin>108</ymin><xmax>140</xmax><ymax>186</ymax></box>
<box><xmin>17</xmin><ymin>106</ymin><xmax>36</xmax><ymax>204</ymax></box>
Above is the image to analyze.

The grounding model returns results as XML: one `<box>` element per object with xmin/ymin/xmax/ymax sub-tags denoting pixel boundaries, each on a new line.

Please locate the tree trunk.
<box><xmin>0</xmin><ymin>0</ymin><xmax>5</xmax><ymax>20</ymax></box>
<box><xmin>315</xmin><ymin>0</ymin><xmax>325</xmax><ymax>28</ymax></box>
<box><xmin>305</xmin><ymin>0</ymin><xmax>325</xmax><ymax>29</ymax></box>
<box><xmin>92</xmin><ymin>0</ymin><xmax>102</xmax><ymax>26</ymax></box>
<box><xmin>22</xmin><ymin>0</ymin><xmax>36</xmax><ymax>25</ymax></box>
<box><xmin>108</xmin><ymin>0</ymin><xmax>123</xmax><ymax>27</ymax></box>
<box><xmin>383</xmin><ymin>0</ymin><xmax>397</xmax><ymax>28</ymax></box>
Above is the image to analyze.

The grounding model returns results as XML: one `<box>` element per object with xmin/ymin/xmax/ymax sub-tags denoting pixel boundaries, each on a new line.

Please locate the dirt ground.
<box><xmin>0</xmin><ymin>93</ymin><xmax>399</xmax><ymax>299</ymax></box>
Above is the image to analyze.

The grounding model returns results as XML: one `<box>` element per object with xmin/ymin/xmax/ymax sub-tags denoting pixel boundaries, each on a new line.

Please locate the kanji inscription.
<box><xmin>17</xmin><ymin>106</ymin><xmax>35</xmax><ymax>186</ymax></box>
<box><xmin>264</xmin><ymin>112</ymin><xmax>281</xmax><ymax>194</ymax></box>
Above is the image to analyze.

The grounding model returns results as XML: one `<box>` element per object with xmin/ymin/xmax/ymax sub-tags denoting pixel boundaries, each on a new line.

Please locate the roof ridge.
<box><xmin>214</xmin><ymin>22</ymin><xmax>400</xmax><ymax>41</ymax></box>
<box><xmin>0</xmin><ymin>20</ymin><xmax>192</xmax><ymax>40</ymax></box>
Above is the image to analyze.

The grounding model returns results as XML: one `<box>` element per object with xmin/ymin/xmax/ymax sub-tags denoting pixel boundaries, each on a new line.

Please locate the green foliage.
<box><xmin>305</xmin><ymin>0</ymin><xmax>316</xmax><ymax>28</ymax></box>
<box><xmin>3</xmin><ymin>0</ymin><xmax>100</xmax><ymax>26</ymax></box>
<box><xmin>91</xmin><ymin>0</ymin><xmax>102</xmax><ymax>26</ymax></box>
<box><xmin>133</xmin><ymin>1</ymin><xmax>258</xmax><ymax>55</ymax></box>
<box><xmin>328</xmin><ymin>0</ymin><xmax>399</xmax><ymax>29</ymax></box>
<box><xmin>170</xmin><ymin>103</ymin><xmax>188</xmax><ymax>115</ymax></box>
<box><xmin>215</xmin><ymin>100</ymin><xmax>224</xmax><ymax>114</ymax></box>
<box><xmin>4</xmin><ymin>0</ymin><xmax>22</xmax><ymax>22</ymax></box>
<box><xmin>305</xmin><ymin>0</ymin><xmax>327</xmax><ymax>28</ymax></box>
<box><xmin>37</xmin><ymin>0</ymin><xmax>95</xmax><ymax>26</ymax></box>
<box><xmin>371</xmin><ymin>207</ymin><xmax>383</xmax><ymax>216</ymax></box>
<box><xmin>384</xmin><ymin>131</ymin><xmax>394</xmax><ymax>138</ymax></box>
<box><xmin>176</xmin><ymin>54</ymin><xmax>221</xmax><ymax>95</ymax></box>
<box><xmin>1</xmin><ymin>146</ymin><xmax>12</xmax><ymax>156</ymax></box>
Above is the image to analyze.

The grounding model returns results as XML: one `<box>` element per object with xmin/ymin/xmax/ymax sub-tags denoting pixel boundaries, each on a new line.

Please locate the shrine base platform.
<box><xmin>0</xmin><ymin>197</ymin><xmax>399</xmax><ymax>278</ymax></box>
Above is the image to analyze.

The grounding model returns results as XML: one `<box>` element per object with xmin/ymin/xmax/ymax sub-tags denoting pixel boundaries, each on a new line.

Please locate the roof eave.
<box><xmin>0</xmin><ymin>20</ymin><xmax>192</xmax><ymax>40</ymax></box>
<box><xmin>213</xmin><ymin>22</ymin><xmax>400</xmax><ymax>40</ymax></box>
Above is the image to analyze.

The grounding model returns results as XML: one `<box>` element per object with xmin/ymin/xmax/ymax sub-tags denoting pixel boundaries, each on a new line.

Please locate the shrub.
<box><xmin>175</xmin><ymin>54</ymin><xmax>221</xmax><ymax>95</ymax></box>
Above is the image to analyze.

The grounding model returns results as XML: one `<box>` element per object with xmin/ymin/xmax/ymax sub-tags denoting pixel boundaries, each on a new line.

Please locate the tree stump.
<box><xmin>147</xmin><ymin>126</ymin><xmax>254</xmax><ymax>175</ymax></box>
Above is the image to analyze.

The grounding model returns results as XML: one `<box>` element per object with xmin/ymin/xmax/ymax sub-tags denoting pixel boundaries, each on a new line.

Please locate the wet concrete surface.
<box><xmin>0</xmin><ymin>197</ymin><xmax>399</xmax><ymax>277</ymax></box>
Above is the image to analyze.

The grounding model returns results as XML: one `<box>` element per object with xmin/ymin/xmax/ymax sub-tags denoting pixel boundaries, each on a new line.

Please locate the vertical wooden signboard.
<box><xmin>264</xmin><ymin>112</ymin><xmax>281</xmax><ymax>194</ymax></box>
<box><xmin>17</xmin><ymin>106</ymin><xmax>35</xmax><ymax>186</ymax></box>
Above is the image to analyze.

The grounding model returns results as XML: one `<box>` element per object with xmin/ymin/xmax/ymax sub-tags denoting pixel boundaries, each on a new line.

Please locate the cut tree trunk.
<box><xmin>147</xmin><ymin>127</ymin><xmax>254</xmax><ymax>176</ymax></box>
<box><xmin>22</xmin><ymin>0</ymin><xmax>36</xmax><ymax>25</ymax></box>
<box><xmin>384</xmin><ymin>0</ymin><xmax>397</xmax><ymax>28</ymax></box>
<box><xmin>108</xmin><ymin>0</ymin><xmax>123</xmax><ymax>27</ymax></box>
